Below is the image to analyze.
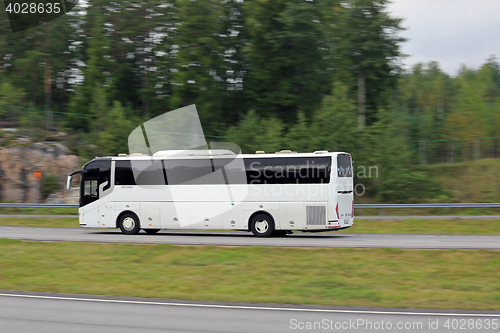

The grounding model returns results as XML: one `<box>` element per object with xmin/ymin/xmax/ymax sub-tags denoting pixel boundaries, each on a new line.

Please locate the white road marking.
<box><xmin>0</xmin><ymin>293</ymin><xmax>499</xmax><ymax>317</ymax></box>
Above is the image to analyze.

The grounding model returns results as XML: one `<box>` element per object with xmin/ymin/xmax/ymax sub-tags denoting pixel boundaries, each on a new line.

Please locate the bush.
<box><xmin>41</xmin><ymin>173</ymin><xmax>59</xmax><ymax>199</ymax></box>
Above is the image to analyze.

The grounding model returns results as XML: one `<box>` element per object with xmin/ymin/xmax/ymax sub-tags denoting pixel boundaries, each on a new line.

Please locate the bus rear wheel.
<box><xmin>144</xmin><ymin>229</ymin><xmax>160</xmax><ymax>234</ymax></box>
<box><xmin>250</xmin><ymin>213</ymin><xmax>275</xmax><ymax>237</ymax></box>
<box><xmin>119</xmin><ymin>213</ymin><xmax>141</xmax><ymax>235</ymax></box>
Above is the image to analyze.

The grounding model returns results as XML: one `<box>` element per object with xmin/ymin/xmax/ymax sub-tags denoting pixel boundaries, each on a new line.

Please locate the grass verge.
<box><xmin>0</xmin><ymin>217</ymin><xmax>78</xmax><ymax>228</ymax></box>
<box><xmin>1</xmin><ymin>217</ymin><xmax>500</xmax><ymax>235</ymax></box>
<box><xmin>0</xmin><ymin>239</ymin><xmax>499</xmax><ymax>310</ymax></box>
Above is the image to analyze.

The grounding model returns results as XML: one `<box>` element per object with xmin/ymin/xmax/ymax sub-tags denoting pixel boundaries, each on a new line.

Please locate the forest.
<box><xmin>1</xmin><ymin>0</ymin><xmax>500</xmax><ymax>200</ymax></box>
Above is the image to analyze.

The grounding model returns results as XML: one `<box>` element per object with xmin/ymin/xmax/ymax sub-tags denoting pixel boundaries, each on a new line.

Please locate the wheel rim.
<box><xmin>122</xmin><ymin>217</ymin><xmax>135</xmax><ymax>231</ymax></box>
<box><xmin>255</xmin><ymin>219</ymin><xmax>269</xmax><ymax>233</ymax></box>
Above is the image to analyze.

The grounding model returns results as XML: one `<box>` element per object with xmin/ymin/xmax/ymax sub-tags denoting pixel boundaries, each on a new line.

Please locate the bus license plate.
<box><xmin>344</xmin><ymin>219</ymin><xmax>349</xmax><ymax>225</ymax></box>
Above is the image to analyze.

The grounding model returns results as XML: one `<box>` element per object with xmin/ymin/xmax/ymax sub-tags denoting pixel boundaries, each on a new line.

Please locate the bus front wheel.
<box><xmin>250</xmin><ymin>213</ymin><xmax>275</xmax><ymax>237</ymax></box>
<box><xmin>119</xmin><ymin>213</ymin><xmax>141</xmax><ymax>235</ymax></box>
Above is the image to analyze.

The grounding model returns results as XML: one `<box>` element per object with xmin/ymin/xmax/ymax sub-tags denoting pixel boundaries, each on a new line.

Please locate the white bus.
<box><xmin>67</xmin><ymin>150</ymin><xmax>354</xmax><ymax>237</ymax></box>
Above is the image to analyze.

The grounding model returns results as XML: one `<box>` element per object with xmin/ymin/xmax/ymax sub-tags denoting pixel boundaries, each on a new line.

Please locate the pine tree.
<box><xmin>169</xmin><ymin>0</ymin><xmax>226</xmax><ymax>132</ymax></box>
<box><xmin>310</xmin><ymin>81</ymin><xmax>358</xmax><ymax>153</ymax></box>
<box><xmin>244</xmin><ymin>0</ymin><xmax>332</xmax><ymax>123</ymax></box>
<box><xmin>99</xmin><ymin>101</ymin><xmax>132</xmax><ymax>155</ymax></box>
<box><xmin>285</xmin><ymin>112</ymin><xmax>312</xmax><ymax>152</ymax></box>
<box><xmin>337</xmin><ymin>0</ymin><xmax>406</xmax><ymax>129</ymax></box>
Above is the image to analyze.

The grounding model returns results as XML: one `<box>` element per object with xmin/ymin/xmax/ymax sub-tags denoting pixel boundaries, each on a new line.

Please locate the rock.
<box><xmin>15</xmin><ymin>137</ymin><xmax>31</xmax><ymax>144</ymax></box>
<box><xmin>0</xmin><ymin>143</ymin><xmax>79</xmax><ymax>203</ymax></box>
<box><xmin>46</xmin><ymin>193</ymin><xmax>65</xmax><ymax>204</ymax></box>
<box><xmin>28</xmin><ymin>142</ymin><xmax>69</xmax><ymax>158</ymax></box>
<box><xmin>0</xmin><ymin>128</ymin><xmax>20</xmax><ymax>133</ymax></box>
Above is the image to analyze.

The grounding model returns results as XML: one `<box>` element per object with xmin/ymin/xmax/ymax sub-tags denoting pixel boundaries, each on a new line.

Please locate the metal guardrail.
<box><xmin>0</xmin><ymin>203</ymin><xmax>499</xmax><ymax>209</ymax></box>
<box><xmin>0</xmin><ymin>203</ymin><xmax>79</xmax><ymax>208</ymax></box>
<box><xmin>355</xmin><ymin>203</ymin><xmax>500</xmax><ymax>209</ymax></box>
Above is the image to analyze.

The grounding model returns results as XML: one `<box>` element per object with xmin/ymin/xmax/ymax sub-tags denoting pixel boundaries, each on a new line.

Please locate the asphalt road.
<box><xmin>1</xmin><ymin>291</ymin><xmax>499</xmax><ymax>333</ymax></box>
<box><xmin>1</xmin><ymin>226</ymin><xmax>500</xmax><ymax>249</ymax></box>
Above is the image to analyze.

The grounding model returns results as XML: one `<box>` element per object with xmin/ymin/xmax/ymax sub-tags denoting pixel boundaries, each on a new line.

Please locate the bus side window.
<box><xmin>115</xmin><ymin>160</ymin><xmax>137</xmax><ymax>185</ymax></box>
<box><xmin>133</xmin><ymin>160</ymin><xmax>166</xmax><ymax>185</ymax></box>
<box><xmin>286</xmin><ymin>157</ymin><xmax>331</xmax><ymax>184</ymax></box>
<box><xmin>164</xmin><ymin>158</ymin><xmax>212</xmax><ymax>185</ymax></box>
<box><xmin>244</xmin><ymin>158</ymin><xmax>286</xmax><ymax>184</ymax></box>
<box><xmin>212</xmin><ymin>158</ymin><xmax>246</xmax><ymax>184</ymax></box>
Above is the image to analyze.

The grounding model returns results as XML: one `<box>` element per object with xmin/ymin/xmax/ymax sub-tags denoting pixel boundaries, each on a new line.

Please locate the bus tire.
<box><xmin>144</xmin><ymin>229</ymin><xmax>160</xmax><ymax>234</ymax></box>
<box><xmin>119</xmin><ymin>212</ymin><xmax>141</xmax><ymax>235</ymax></box>
<box><xmin>250</xmin><ymin>213</ymin><xmax>275</xmax><ymax>237</ymax></box>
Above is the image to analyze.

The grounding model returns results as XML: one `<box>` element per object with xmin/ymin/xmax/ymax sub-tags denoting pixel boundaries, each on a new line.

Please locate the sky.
<box><xmin>387</xmin><ymin>0</ymin><xmax>500</xmax><ymax>76</ymax></box>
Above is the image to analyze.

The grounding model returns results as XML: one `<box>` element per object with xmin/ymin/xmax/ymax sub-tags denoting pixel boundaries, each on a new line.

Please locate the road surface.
<box><xmin>1</xmin><ymin>291</ymin><xmax>499</xmax><ymax>333</ymax></box>
<box><xmin>1</xmin><ymin>226</ymin><xmax>499</xmax><ymax>249</ymax></box>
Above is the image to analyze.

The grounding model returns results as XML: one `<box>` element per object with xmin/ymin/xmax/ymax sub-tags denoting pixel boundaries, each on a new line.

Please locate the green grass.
<box><xmin>423</xmin><ymin>158</ymin><xmax>500</xmax><ymax>203</ymax></box>
<box><xmin>0</xmin><ymin>239</ymin><xmax>499</xmax><ymax>310</ymax></box>
<box><xmin>0</xmin><ymin>217</ymin><xmax>78</xmax><ymax>228</ymax></box>
<box><xmin>1</xmin><ymin>217</ymin><xmax>500</xmax><ymax>235</ymax></box>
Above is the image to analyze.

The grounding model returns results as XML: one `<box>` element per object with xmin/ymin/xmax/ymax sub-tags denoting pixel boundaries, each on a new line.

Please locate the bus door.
<box><xmin>335</xmin><ymin>153</ymin><xmax>353</xmax><ymax>224</ymax></box>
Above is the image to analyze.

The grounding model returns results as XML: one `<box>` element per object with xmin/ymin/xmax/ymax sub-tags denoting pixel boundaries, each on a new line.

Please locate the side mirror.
<box><xmin>66</xmin><ymin>176</ymin><xmax>73</xmax><ymax>190</ymax></box>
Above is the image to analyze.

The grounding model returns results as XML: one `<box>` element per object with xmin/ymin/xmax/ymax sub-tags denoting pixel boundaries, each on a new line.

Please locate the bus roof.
<box><xmin>91</xmin><ymin>150</ymin><xmax>349</xmax><ymax>161</ymax></box>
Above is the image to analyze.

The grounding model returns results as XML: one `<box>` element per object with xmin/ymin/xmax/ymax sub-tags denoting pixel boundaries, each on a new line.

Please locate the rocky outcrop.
<box><xmin>0</xmin><ymin>143</ymin><xmax>80</xmax><ymax>203</ymax></box>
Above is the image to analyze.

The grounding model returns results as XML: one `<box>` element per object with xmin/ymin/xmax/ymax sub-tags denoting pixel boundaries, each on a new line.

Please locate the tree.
<box><xmin>310</xmin><ymin>81</ymin><xmax>358</xmax><ymax>153</ymax></box>
<box><xmin>169</xmin><ymin>0</ymin><xmax>228</xmax><ymax>133</ymax></box>
<box><xmin>99</xmin><ymin>101</ymin><xmax>133</xmax><ymax>156</ymax></box>
<box><xmin>444</xmin><ymin>65</ymin><xmax>490</xmax><ymax>140</ymax></box>
<box><xmin>285</xmin><ymin>112</ymin><xmax>312</xmax><ymax>152</ymax></box>
<box><xmin>485</xmin><ymin>55</ymin><xmax>500</xmax><ymax>92</ymax></box>
<box><xmin>1</xmin><ymin>3</ymin><xmax>79</xmax><ymax>126</ymax></box>
<box><xmin>244</xmin><ymin>0</ymin><xmax>333</xmax><ymax>123</ymax></box>
<box><xmin>394</xmin><ymin>62</ymin><xmax>452</xmax><ymax>142</ymax></box>
<box><xmin>337</xmin><ymin>0</ymin><xmax>406</xmax><ymax>129</ymax></box>
<box><xmin>226</xmin><ymin>110</ymin><xmax>285</xmax><ymax>153</ymax></box>
<box><xmin>0</xmin><ymin>82</ymin><xmax>26</xmax><ymax>120</ymax></box>
<box><xmin>367</xmin><ymin>108</ymin><xmax>445</xmax><ymax>201</ymax></box>
<box><xmin>67</xmin><ymin>13</ymin><xmax>113</xmax><ymax>131</ymax></box>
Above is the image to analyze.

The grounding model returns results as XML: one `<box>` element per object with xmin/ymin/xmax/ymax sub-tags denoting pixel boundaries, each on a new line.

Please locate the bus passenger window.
<box><xmin>115</xmin><ymin>160</ymin><xmax>137</xmax><ymax>185</ymax></box>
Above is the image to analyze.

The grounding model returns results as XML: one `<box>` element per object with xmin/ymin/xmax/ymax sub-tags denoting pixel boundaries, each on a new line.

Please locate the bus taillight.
<box><xmin>336</xmin><ymin>203</ymin><xmax>339</xmax><ymax>219</ymax></box>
